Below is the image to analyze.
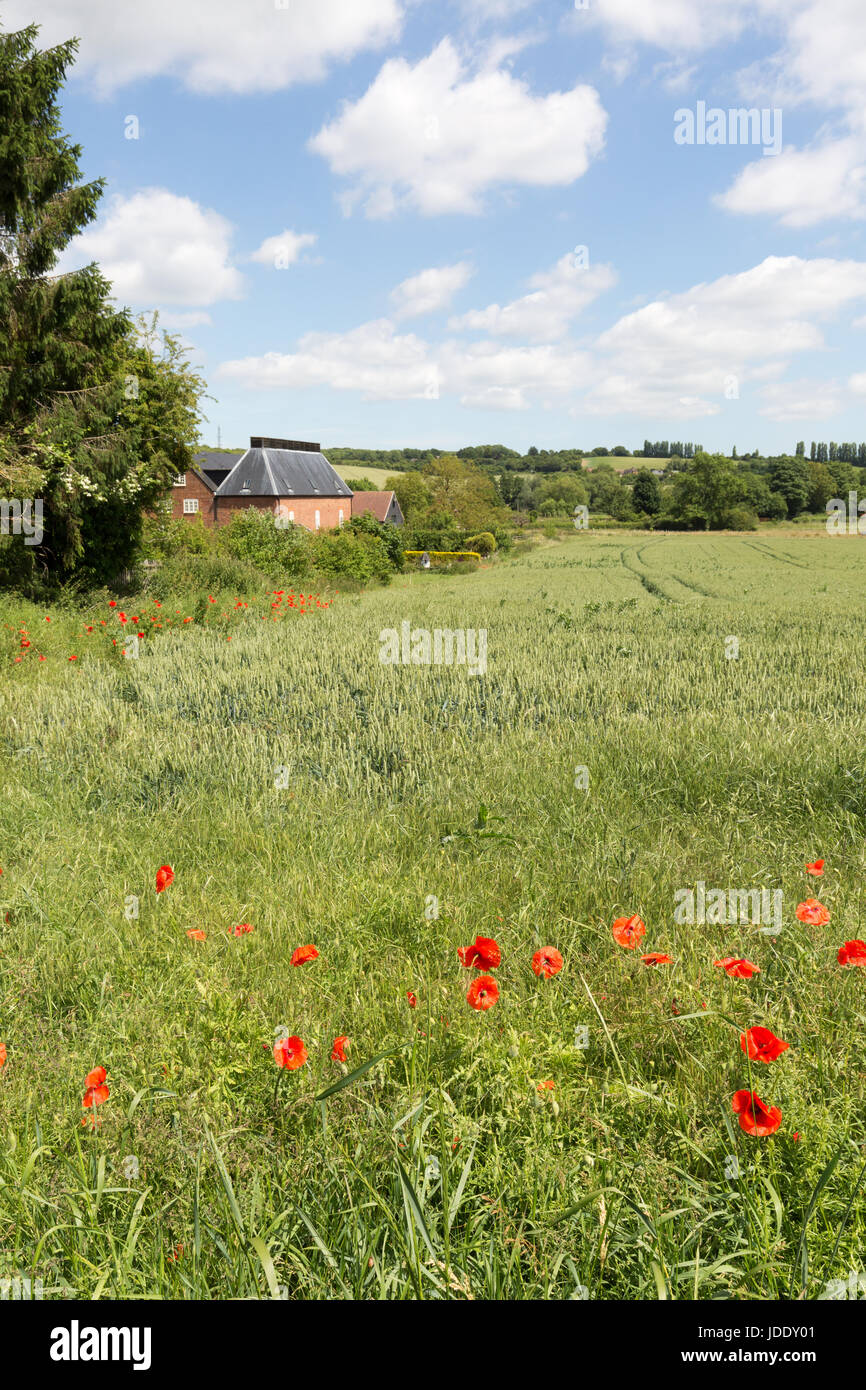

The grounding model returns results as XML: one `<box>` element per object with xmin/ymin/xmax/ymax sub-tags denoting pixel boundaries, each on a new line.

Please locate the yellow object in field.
<box><xmin>403</xmin><ymin>550</ymin><xmax>482</xmax><ymax>563</ymax></box>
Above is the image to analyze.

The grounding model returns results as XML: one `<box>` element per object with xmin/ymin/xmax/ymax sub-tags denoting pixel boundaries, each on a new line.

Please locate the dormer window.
<box><xmin>240</xmin><ymin>478</ymin><xmax>251</xmax><ymax>494</ymax></box>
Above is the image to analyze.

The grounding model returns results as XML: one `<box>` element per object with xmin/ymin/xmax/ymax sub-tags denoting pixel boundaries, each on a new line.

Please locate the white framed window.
<box><xmin>289</xmin><ymin>510</ymin><xmax>295</xmax><ymax>522</ymax></box>
<box><xmin>315</xmin><ymin>509</ymin><xmax>321</xmax><ymax>530</ymax></box>
<box><xmin>173</xmin><ymin>474</ymin><xmax>186</xmax><ymax>486</ymax></box>
<box><xmin>338</xmin><ymin>509</ymin><xmax>344</xmax><ymax>526</ymax></box>
<box><xmin>183</xmin><ymin>498</ymin><xmax>199</xmax><ymax>514</ymax></box>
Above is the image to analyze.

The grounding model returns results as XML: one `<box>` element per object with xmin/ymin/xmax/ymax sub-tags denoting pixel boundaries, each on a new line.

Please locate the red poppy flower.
<box><xmin>155</xmin><ymin>865</ymin><xmax>174</xmax><ymax>893</ymax></box>
<box><xmin>640</xmin><ymin>953</ymin><xmax>672</xmax><ymax>966</ymax></box>
<box><xmin>796</xmin><ymin>898</ymin><xmax>830</xmax><ymax>926</ymax></box>
<box><xmin>82</xmin><ymin>1066</ymin><xmax>110</xmax><ymax>1112</ymax></box>
<box><xmin>805</xmin><ymin>859</ymin><xmax>824</xmax><ymax>877</ymax></box>
<box><xmin>531</xmin><ymin>946</ymin><xmax>563</xmax><ymax>978</ymax></box>
<box><xmin>230</xmin><ymin>922</ymin><xmax>254</xmax><ymax>937</ymax></box>
<box><xmin>186</xmin><ymin>928</ymin><xmax>206</xmax><ymax>941</ymax></box>
<box><xmin>406</xmin><ymin>990</ymin><xmax>417</xmax><ymax>1008</ymax></box>
<box><xmin>611</xmin><ymin>915</ymin><xmax>646</xmax><ymax>949</ymax></box>
<box><xmin>457</xmin><ymin>935</ymin><xmax>501</xmax><ymax>969</ymax></box>
<box><xmin>0</xmin><ymin>1042</ymin><xmax>6</xmax><ymax>1067</ymax></box>
<box><xmin>740</xmin><ymin>1026</ymin><xmax>790</xmax><ymax>1063</ymax></box>
<box><xmin>291</xmin><ymin>944</ymin><xmax>318</xmax><ymax>966</ymax></box>
<box><xmin>467</xmin><ymin>974</ymin><xmax>499</xmax><ymax>1010</ymax></box>
<box><xmin>537</xmin><ymin>1079</ymin><xmax>555</xmax><ymax>1092</ymax></box>
<box><xmin>273</xmin><ymin>1035</ymin><xmax>307</xmax><ymax>1070</ymax></box>
<box><xmin>714</xmin><ymin>957</ymin><xmax>760</xmax><ymax>979</ymax></box>
<box><xmin>837</xmin><ymin>939</ymin><xmax>866</xmax><ymax>966</ymax></box>
<box><xmin>731</xmin><ymin>1089</ymin><xmax>782</xmax><ymax>1136</ymax></box>
<box><xmin>331</xmin><ymin>1036</ymin><xmax>349</xmax><ymax>1063</ymax></box>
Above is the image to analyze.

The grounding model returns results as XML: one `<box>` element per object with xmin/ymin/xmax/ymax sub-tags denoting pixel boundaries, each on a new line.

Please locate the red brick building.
<box><xmin>168</xmin><ymin>438</ymin><xmax>354</xmax><ymax>530</ymax></box>
<box><xmin>350</xmin><ymin>490</ymin><xmax>404</xmax><ymax>525</ymax></box>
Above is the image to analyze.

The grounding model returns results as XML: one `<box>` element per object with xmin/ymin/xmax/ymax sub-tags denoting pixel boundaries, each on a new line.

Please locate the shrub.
<box><xmin>348</xmin><ymin>512</ymin><xmax>405</xmax><ymax>568</ymax></box>
<box><xmin>0</xmin><ymin>533</ymin><xmax>37</xmax><ymax>591</ymax></box>
<box><xmin>141</xmin><ymin>512</ymin><xmax>216</xmax><ymax>560</ymax></box>
<box><xmin>310</xmin><ymin>528</ymin><xmax>393</xmax><ymax>584</ymax></box>
<box><xmin>343</xmin><ymin>476</ymin><xmax>378</xmax><ymax>491</ymax></box>
<box><xmin>219</xmin><ymin>507</ymin><xmax>310</xmax><ymax>578</ymax></box>
<box><xmin>147</xmin><ymin>550</ymin><xmax>265</xmax><ymax>600</ymax></box>
<box><xmin>723</xmin><ymin>506</ymin><xmax>759</xmax><ymax>531</ymax></box>
<box><xmin>464</xmin><ymin>531</ymin><xmax>497</xmax><ymax>555</ymax></box>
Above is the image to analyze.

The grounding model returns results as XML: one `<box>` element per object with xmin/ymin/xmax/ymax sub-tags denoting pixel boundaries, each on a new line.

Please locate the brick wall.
<box><xmin>214</xmin><ymin>496</ymin><xmax>347</xmax><ymax>531</ymax></box>
<box><xmin>170</xmin><ymin>471</ymin><xmax>216</xmax><ymax>525</ymax></box>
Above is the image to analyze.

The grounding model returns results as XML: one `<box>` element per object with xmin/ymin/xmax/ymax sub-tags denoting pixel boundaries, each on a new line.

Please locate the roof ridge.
<box><xmin>260</xmin><ymin>447</ymin><xmax>279</xmax><ymax>495</ymax></box>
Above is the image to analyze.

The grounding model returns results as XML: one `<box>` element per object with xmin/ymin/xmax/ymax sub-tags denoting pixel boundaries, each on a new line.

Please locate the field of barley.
<box><xmin>1</xmin><ymin>530</ymin><xmax>865</xmax><ymax>1301</ymax></box>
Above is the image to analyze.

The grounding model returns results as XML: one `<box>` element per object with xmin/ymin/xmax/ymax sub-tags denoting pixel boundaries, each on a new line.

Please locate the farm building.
<box><xmin>169</xmin><ymin>438</ymin><xmax>354</xmax><ymax>531</ymax></box>
<box><xmin>350</xmin><ymin>490</ymin><xmax>404</xmax><ymax>525</ymax></box>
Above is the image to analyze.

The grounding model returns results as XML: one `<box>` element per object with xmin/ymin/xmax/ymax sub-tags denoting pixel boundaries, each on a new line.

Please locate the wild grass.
<box><xmin>0</xmin><ymin>531</ymin><xmax>864</xmax><ymax>1299</ymax></box>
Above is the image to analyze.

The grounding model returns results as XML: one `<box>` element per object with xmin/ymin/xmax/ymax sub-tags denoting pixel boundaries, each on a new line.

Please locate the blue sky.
<box><xmin>6</xmin><ymin>0</ymin><xmax>866</xmax><ymax>453</ymax></box>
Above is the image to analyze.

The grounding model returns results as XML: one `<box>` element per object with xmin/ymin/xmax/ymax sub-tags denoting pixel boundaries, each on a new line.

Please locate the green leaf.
<box><xmin>314</xmin><ymin>1044</ymin><xmax>407</xmax><ymax>1103</ymax></box>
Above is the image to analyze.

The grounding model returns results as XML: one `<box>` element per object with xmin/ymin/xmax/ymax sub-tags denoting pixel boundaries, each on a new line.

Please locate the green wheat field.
<box><xmin>1</xmin><ymin>530</ymin><xmax>864</xmax><ymax>1300</ymax></box>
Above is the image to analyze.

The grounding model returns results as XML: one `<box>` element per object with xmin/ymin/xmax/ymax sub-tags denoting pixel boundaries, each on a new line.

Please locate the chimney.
<box><xmin>250</xmin><ymin>436</ymin><xmax>320</xmax><ymax>452</ymax></box>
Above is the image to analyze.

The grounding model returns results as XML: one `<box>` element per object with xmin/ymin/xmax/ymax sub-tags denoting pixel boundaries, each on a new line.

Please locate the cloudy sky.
<box><xmin>8</xmin><ymin>0</ymin><xmax>866</xmax><ymax>451</ymax></box>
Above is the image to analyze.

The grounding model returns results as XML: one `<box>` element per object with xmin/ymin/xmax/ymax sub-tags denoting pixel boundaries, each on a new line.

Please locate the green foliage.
<box><xmin>0</xmin><ymin>29</ymin><xmax>206</xmax><ymax>585</ymax></box>
<box><xmin>146</xmin><ymin>549</ymin><xmax>265</xmax><ymax>601</ymax></box>
<box><xmin>310</xmin><ymin>526</ymin><xmax>394</xmax><ymax>584</ymax></box>
<box><xmin>464</xmin><ymin>531</ymin><xmax>497</xmax><ymax>555</ymax></box>
<box><xmin>631</xmin><ymin>470</ymin><xmax>662</xmax><ymax>516</ymax></box>
<box><xmin>220</xmin><ymin>507</ymin><xmax>310</xmax><ymax>578</ymax></box>
<box><xmin>388</xmin><ymin>471</ymin><xmax>432</xmax><ymax>522</ymax></box>
<box><xmin>342</xmin><ymin>476</ymin><xmax>378</xmax><ymax>491</ymax></box>
<box><xmin>671</xmin><ymin>453</ymin><xmax>746</xmax><ymax>529</ymax></box>
<box><xmin>769</xmin><ymin>458</ymin><xmax>811</xmax><ymax>518</ymax></box>
<box><xmin>348</xmin><ymin>510</ymin><xmax>405</xmax><ymax>568</ymax></box>
<box><xmin>421</xmin><ymin>455</ymin><xmax>509</xmax><ymax>531</ymax></box>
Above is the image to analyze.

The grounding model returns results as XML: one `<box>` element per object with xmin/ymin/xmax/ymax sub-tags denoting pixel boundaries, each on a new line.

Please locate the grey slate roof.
<box><xmin>191</xmin><ymin>450</ymin><xmax>244</xmax><ymax>491</ymax></box>
<box><xmin>193</xmin><ymin>450</ymin><xmax>243</xmax><ymax>472</ymax></box>
<box><xmin>214</xmin><ymin>446</ymin><xmax>353</xmax><ymax>499</ymax></box>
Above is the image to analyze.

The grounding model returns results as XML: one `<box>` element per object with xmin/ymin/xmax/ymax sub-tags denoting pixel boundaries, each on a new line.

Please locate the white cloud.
<box><xmin>159</xmin><ymin>310</ymin><xmax>213</xmax><ymax>330</ymax></box>
<box><xmin>601</xmin><ymin>256</ymin><xmax>866</xmax><ymax>351</ymax></box>
<box><xmin>389</xmin><ymin>262</ymin><xmax>474</xmax><ymax>318</ymax></box>
<box><xmin>217</xmin><ymin>320</ymin><xmax>436</xmax><ymax>401</ymax></box>
<box><xmin>216</xmin><ymin>254</ymin><xmax>866</xmax><ymax>420</ymax></box>
<box><xmin>848</xmin><ymin>372</ymin><xmax>866</xmax><ymax>395</ymax></box>
<box><xmin>585</xmin><ymin>255</ymin><xmax>866</xmax><ymax>416</ymax></box>
<box><xmin>758</xmin><ymin>379</ymin><xmax>846</xmax><ymax>420</ymax></box>
<box><xmin>250</xmin><ymin>231</ymin><xmax>318</xmax><ymax>267</ymax></box>
<box><xmin>216</xmin><ymin>314</ymin><xmax>590</xmax><ymax>409</ymax></box>
<box><xmin>441</xmin><ymin>339</ymin><xmax>591</xmax><ymax>409</ymax></box>
<box><xmin>458</xmin><ymin>386</ymin><xmax>530</xmax><ymax>410</ymax></box>
<box><xmin>715</xmin><ymin>134</ymin><xmax>866</xmax><ymax>227</ymax></box>
<box><xmin>58</xmin><ymin>189</ymin><xmax>245</xmax><ymax>307</ymax></box>
<box><xmin>735</xmin><ymin>0</ymin><xmax>866</xmax><ymax>113</ymax></box>
<box><xmin>457</xmin><ymin>0</ymin><xmax>540</xmax><ymax>17</ymax></box>
<box><xmin>582</xmin><ymin>0</ymin><xmax>758</xmax><ymax>52</ymax></box>
<box><xmin>0</xmin><ymin>0</ymin><xmax>403</xmax><ymax>95</ymax></box>
<box><xmin>600</xmin><ymin>52</ymin><xmax>638</xmax><ymax>85</ymax></box>
<box><xmin>449</xmin><ymin>253</ymin><xmax>615</xmax><ymax>340</ymax></box>
<box><xmin>309</xmin><ymin>38</ymin><xmax>607</xmax><ymax>216</ymax></box>
<box><xmin>583</xmin><ymin>0</ymin><xmax>866</xmax><ymax>115</ymax></box>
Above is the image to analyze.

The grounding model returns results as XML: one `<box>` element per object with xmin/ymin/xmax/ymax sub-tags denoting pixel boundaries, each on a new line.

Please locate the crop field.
<box><xmin>1</xmin><ymin>531</ymin><xmax>865</xmax><ymax>1301</ymax></box>
<box><xmin>332</xmin><ymin>466</ymin><xmax>405</xmax><ymax>489</ymax></box>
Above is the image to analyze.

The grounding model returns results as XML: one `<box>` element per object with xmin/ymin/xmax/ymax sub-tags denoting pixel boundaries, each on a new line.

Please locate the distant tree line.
<box><xmin>803</xmin><ymin>441</ymin><xmax>866</xmax><ymax>463</ymax></box>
